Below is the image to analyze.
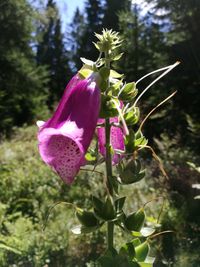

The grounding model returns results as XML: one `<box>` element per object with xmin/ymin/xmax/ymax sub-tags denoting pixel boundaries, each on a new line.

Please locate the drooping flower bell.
<box><xmin>97</xmin><ymin>117</ymin><xmax>125</xmax><ymax>165</ymax></box>
<box><xmin>37</xmin><ymin>74</ymin><xmax>101</xmax><ymax>184</ymax></box>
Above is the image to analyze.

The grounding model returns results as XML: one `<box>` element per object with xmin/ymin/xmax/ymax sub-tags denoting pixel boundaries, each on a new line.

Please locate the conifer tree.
<box><xmin>118</xmin><ymin>4</ymin><xmax>166</xmax><ymax>81</ymax></box>
<box><xmin>69</xmin><ymin>8</ymin><xmax>87</xmax><ymax>70</ymax></box>
<box><xmin>117</xmin><ymin>4</ymin><xmax>169</xmax><ymax>140</ymax></box>
<box><xmin>0</xmin><ymin>0</ymin><xmax>48</xmax><ymax>134</ymax></box>
<box><xmin>37</xmin><ymin>0</ymin><xmax>71</xmax><ymax>106</ymax></box>
<box><xmin>102</xmin><ymin>0</ymin><xmax>131</xmax><ymax>30</ymax></box>
<box><xmin>69</xmin><ymin>0</ymin><xmax>104</xmax><ymax>70</ymax></box>
<box><xmin>145</xmin><ymin>0</ymin><xmax>200</xmax><ymax>143</ymax></box>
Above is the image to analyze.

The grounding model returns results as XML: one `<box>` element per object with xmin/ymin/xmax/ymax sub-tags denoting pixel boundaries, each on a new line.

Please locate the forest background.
<box><xmin>0</xmin><ymin>0</ymin><xmax>199</xmax><ymax>266</ymax></box>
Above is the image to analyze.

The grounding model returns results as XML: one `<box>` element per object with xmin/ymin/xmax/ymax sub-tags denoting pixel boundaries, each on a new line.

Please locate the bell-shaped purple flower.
<box><xmin>97</xmin><ymin>116</ymin><xmax>125</xmax><ymax>165</ymax></box>
<box><xmin>37</xmin><ymin>74</ymin><xmax>101</xmax><ymax>184</ymax></box>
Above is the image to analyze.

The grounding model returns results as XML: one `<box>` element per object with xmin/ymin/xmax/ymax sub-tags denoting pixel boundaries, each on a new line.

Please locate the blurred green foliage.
<box><xmin>0</xmin><ymin>126</ymin><xmax>106</xmax><ymax>266</ymax></box>
<box><xmin>0</xmin><ymin>127</ymin><xmax>199</xmax><ymax>266</ymax></box>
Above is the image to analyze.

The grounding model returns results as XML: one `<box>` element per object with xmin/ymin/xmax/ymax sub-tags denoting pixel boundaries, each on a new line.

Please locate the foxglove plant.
<box><xmin>37</xmin><ymin>29</ymin><xmax>179</xmax><ymax>266</ymax></box>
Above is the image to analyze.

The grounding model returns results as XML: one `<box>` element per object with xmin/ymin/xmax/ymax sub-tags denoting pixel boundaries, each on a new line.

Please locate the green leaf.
<box><xmin>119</xmin><ymin>82</ymin><xmax>138</xmax><ymax>101</ymax></box>
<box><xmin>124</xmin><ymin>108</ymin><xmax>140</xmax><ymax>125</ymax></box>
<box><xmin>117</xmin><ymin>256</ymin><xmax>140</xmax><ymax>267</ymax></box>
<box><xmin>138</xmin><ymin>256</ymin><xmax>155</xmax><ymax>266</ymax></box>
<box><xmin>146</xmin><ymin>216</ymin><xmax>161</xmax><ymax>228</ymax></box>
<box><xmin>85</xmin><ymin>152</ymin><xmax>96</xmax><ymax>162</ymax></box>
<box><xmin>132</xmin><ymin>238</ymin><xmax>141</xmax><ymax>247</ymax></box>
<box><xmin>124</xmin><ymin>129</ymin><xmax>136</xmax><ymax>153</ymax></box>
<box><xmin>0</xmin><ymin>243</ymin><xmax>22</xmax><ymax>255</ymax></box>
<box><xmin>135</xmin><ymin>241</ymin><xmax>150</xmax><ymax>262</ymax></box>
<box><xmin>132</xmin><ymin>231</ymin><xmax>142</xmax><ymax>237</ymax></box>
<box><xmin>99</xmin><ymin>80</ymin><xmax>109</xmax><ymax>92</ymax></box>
<box><xmin>76</xmin><ymin>209</ymin><xmax>99</xmax><ymax>227</ymax></box>
<box><xmin>94</xmin><ymin>33</ymin><xmax>104</xmax><ymax>41</ymax></box>
<box><xmin>112</xmin><ymin>53</ymin><xmax>124</xmax><ymax>61</ymax></box>
<box><xmin>98</xmin><ymin>248</ymin><xmax>118</xmax><ymax>267</ymax></box>
<box><xmin>98</xmin><ymin>255</ymin><xmax>114</xmax><ymax>267</ymax></box>
<box><xmin>129</xmin><ymin>262</ymin><xmax>141</xmax><ymax>267</ymax></box>
<box><xmin>138</xmin><ymin>262</ymin><xmax>153</xmax><ymax>267</ymax></box>
<box><xmin>108</xmin><ymin>80</ymin><xmax>123</xmax><ymax>96</ymax></box>
<box><xmin>78</xmin><ymin>68</ymin><xmax>93</xmax><ymax>79</ymax></box>
<box><xmin>110</xmin><ymin>69</ymin><xmax>124</xmax><ymax>78</ymax></box>
<box><xmin>124</xmin><ymin>130</ymin><xmax>147</xmax><ymax>153</ymax></box>
<box><xmin>93</xmin><ymin>196</ymin><xmax>116</xmax><ymax>221</ymax></box>
<box><xmin>118</xmin><ymin>159</ymin><xmax>146</xmax><ymax>185</ymax></box>
<box><xmin>99</xmin><ymin>95</ymin><xmax>119</xmax><ymax>118</ymax></box>
<box><xmin>80</xmin><ymin>57</ymin><xmax>95</xmax><ymax>66</ymax></box>
<box><xmin>109</xmin><ymin>175</ymin><xmax>119</xmax><ymax>194</ymax></box>
<box><xmin>99</xmin><ymin>67</ymin><xmax>110</xmax><ymax>80</ymax></box>
<box><xmin>93</xmin><ymin>42</ymin><xmax>100</xmax><ymax>51</ymax></box>
<box><xmin>124</xmin><ymin>208</ymin><xmax>145</xmax><ymax>231</ymax></box>
<box><xmin>99</xmin><ymin>248</ymin><xmax>140</xmax><ymax>267</ymax></box>
<box><xmin>102</xmin><ymin>196</ymin><xmax>116</xmax><ymax>221</ymax></box>
<box><xmin>96</xmin><ymin>58</ymin><xmax>105</xmax><ymax>67</ymax></box>
<box><xmin>115</xmin><ymin>196</ymin><xmax>126</xmax><ymax>211</ymax></box>
<box><xmin>134</xmin><ymin>131</ymin><xmax>148</xmax><ymax>148</ymax></box>
<box><xmin>134</xmin><ymin>137</ymin><xmax>148</xmax><ymax>148</ymax></box>
<box><xmin>119</xmin><ymin>242</ymin><xmax>135</xmax><ymax>258</ymax></box>
<box><xmin>92</xmin><ymin>196</ymin><xmax>104</xmax><ymax>212</ymax></box>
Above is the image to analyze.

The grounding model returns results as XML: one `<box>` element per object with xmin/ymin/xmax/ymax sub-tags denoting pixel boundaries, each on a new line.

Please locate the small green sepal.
<box><xmin>124</xmin><ymin>208</ymin><xmax>146</xmax><ymax>232</ymax></box>
<box><xmin>93</xmin><ymin>195</ymin><xmax>116</xmax><ymax>221</ymax></box>
<box><xmin>99</xmin><ymin>66</ymin><xmax>110</xmax><ymax>80</ymax></box>
<box><xmin>102</xmin><ymin>196</ymin><xmax>116</xmax><ymax>221</ymax></box>
<box><xmin>115</xmin><ymin>196</ymin><xmax>126</xmax><ymax>212</ymax></box>
<box><xmin>78</xmin><ymin>67</ymin><xmax>93</xmax><ymax>79</ymax></box>
<box><xmin>119</xmin><ymin>241</ymin><xmax>135</xmax><ymax>258</ymax></box>
<box><xmin>134</xmin><ymin>131</ymin><xmax>148</xmax><ymax>148</ymax></box>
<box><xmin>119</xmin><ymin>82</ymin><xmax>138</xmax><ymax>101</ymax></box>
<box><xmin>112</xmin><ymin>53</ymin><xmax>124</xmax><ymax>61</ymax></box>
<box><xmin>110</xmin><ymin>69</ymin><xmax>124</xmax><ymax>78</ymax></box>
<box><xmin>124</xmin><ymin>107</ymin><xmax>140</xmax><ymax>125</ymax></box>
<box><xmin>99</xmin><ymin>95</ymin><xmax>119</xmax><ymax>118</ymax></box>
<box><xmin>134</xmin><ymin>241</ymin><xmax>150</xmax><ymax>262</ymax></box>
<box><xmin>76</xmin><ymin>208</ymin><xmax>99</xmax><ymax>228</ymax></box>
<box><xmin>118</xmin><ymin>159</ymin><xmax>146</xmax><ymax>185</ymax></box>
<box><xmin>80</xmin><ymin>57</ymin><xmax>95</xmax><ymax>67</ymax></box>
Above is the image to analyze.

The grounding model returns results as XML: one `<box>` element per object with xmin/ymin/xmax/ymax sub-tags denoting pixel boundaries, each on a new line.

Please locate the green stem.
<box><xmin>107</xmin><ymin>221</ymin><xmax>114</xmax><ymax>250</ymax></box>
<box><xmin>105</xmin><ymin>118</ymin><xmax>114</xmax><ymax>250</ymax></box>
<box><xmin>104</xmin><ymin>50</ymin><xmax>114</xmax><ymax>249</ymax></box>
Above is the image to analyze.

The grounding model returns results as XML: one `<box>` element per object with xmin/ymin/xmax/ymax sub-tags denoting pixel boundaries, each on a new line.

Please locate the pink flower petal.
<box><xmin>97</xmin><ymin>117</ymin><xmax>125</xmax><ymax>165</ymax></box>
<box><xmin>38</xmin><ymin>74</ymin><xmax>100</xmax><ymax>184</ymax></box>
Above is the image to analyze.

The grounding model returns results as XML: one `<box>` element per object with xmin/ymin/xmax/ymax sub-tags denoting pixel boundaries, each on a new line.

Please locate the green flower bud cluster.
<box><xmin>94</xmin><ymin>29</ymin><xmax>122</xmax><ymax>54</ymax></box>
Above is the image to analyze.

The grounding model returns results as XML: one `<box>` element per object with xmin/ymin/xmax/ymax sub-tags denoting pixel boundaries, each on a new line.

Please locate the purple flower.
<box><xmin>97</xmin><ymin>116</ymin><xmax>125</xmax><ymax>165</ymax></box>
<box><xmin>37</xmin><ymin>74</ymin><xmax>101</xmax><ymax>184</ymax></box>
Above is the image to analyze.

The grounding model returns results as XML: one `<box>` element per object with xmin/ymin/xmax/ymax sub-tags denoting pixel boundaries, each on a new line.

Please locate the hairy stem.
<box><xmin>105</xmin><ymin>118</ymin><xmax>114</xmax><ymax>250</ymax></box>
<box><xmin>107</xmin><ymin>220</ymin><xmax>114</xmax><ymax>250</ymax></box>
<box><xmin>105</xmin><ymin>51</ymin><xmax>114</xmax><ymax>250</ymax></box>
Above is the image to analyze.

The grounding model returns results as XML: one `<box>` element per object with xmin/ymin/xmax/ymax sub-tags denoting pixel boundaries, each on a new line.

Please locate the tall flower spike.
<box><xmin>97</xmin><ymin>117</ymin><xmax>125</xmax><ymax>165</ymax></box>
<box><xmin>37</xmin><ymin>74</ymin><xmax>101</xmax><ymax>184</ymax></box>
